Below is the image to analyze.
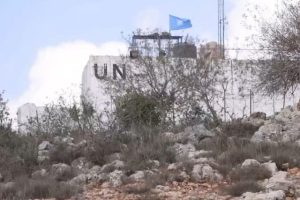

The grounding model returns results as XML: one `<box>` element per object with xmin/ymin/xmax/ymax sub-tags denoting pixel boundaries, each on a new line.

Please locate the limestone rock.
<box><xmin>168</xmin><ymin>163</ymin><xmax>182</xmax><ymax>171</ymax></box>
<box><xmin>177</xmin><ymin>124</ymin><xmax>214</xmax><ymax>144</ymax></box>
<box><xmin>241</xmin><ymin>190</ymin><xmax>285</xmax><ymax>200</ymax></box>
<box><xmin>69</xmin><ymin>174</ymin><xmax>87</xmax><ymax>186</ymax></box>
<box><xmin>275</xmin><ymin>106</ymin><xmax>294</xmax><ymax>123</ymax></box>
<box><xmin>31</xmin><ymin>169</ymin><xmax>48</xmax><ymax>179</ymax></box>
<box><xmin>146</xmin><ymin>160</ymin><xmax>160</xmax><ymax>169</ymax></box>
<box><xmin>191</xmin><ymin>164</ymin><xmax>223</xmax><ymax>182</ymax></box>
<box><xmin>71</xmin><ymin>157</ymin><xmax>93</xmax><ymax>174</ymax></box>
<box><xmin>251</xmin><ymin>123</ymin><xmax>283</xmax><ymax>143</ymax></box>
<box><xmin>172</xmin><ymin>143</ymin><xmax>196</xmax><ymax>160</ymax></box>
<box><xmin>51</xmin><ymin>163</ymin><xmax>73</xmax><ymax>181</ymax></box>
<box><xmin>262</xmin><ymin>162</ymin><xmax>278</xmax><ymax>175</ymax></box>
<box><xmin>38</xmin><ymin>141</ymin><xmax>53</xmax><ymax>151</ymax></box>
<box><xmin>243</xmin><ymin>112</ymin><xmax>266</xmax><ymax>126</ymax></box>
<box><xmin>101</xmin><ymin>160</ymin><xmax>125</xmax><ymax>173</ymax></box>
<box><xmin>241</xmin><ymin>159</ymin><xmax>260</xmax><ymax>168</ymax></box>
<box><xmin>107</xmin><ymin>170</ymin><xmax>124</xmax><ymax>187</ymax></box>
<box><xmin>128</xmin><ymin>171</ymin><xmax>145</xmax><ymax>182</ymax></box>
<box><xmin>106</xmin><ymin>153</ymin><xmax>122</xmax><ymax>162</ymax></box>
<box><xmin>263</xmin><ymin>171</ymin><xmax>294</xmax><ymax>192</ymax></box>
<box><xmin>37</xmin><ymin>150</ymin><xmax>50</xmax><ymax>163</ymax></box>
<box><xmin>62</xmin><ymin>136</ymin><xmax>74</xmax><ymax>144</ymax></box>
<box><xmin>86</xmin><ymin>172</ymin><xmax>107</xmax><ymax>183</ymax></box>
<box><xmin>188</xmin><ymin>150</ymin><xmax>212</xmax><ymax>159</ymax></box>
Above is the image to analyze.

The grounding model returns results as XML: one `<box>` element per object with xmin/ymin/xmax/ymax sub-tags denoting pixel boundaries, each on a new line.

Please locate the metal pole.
<box><xmin>250</xmin><ymin>89</ymin><xmax>252</xmax><ymax>115</ymax></box>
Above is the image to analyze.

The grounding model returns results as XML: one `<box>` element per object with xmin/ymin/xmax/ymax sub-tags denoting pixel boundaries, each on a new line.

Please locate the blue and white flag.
<box><xmin>169</xmin><ymin>15</ymin><xmax>192</xmax><ymax>30</ymax></box>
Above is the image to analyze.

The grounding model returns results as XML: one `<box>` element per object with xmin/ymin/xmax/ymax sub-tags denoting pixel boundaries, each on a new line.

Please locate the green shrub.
<box><xmin>115</xmin><ymin>93</ymin><xmax>161</xmax><ymax>129</ymax></box>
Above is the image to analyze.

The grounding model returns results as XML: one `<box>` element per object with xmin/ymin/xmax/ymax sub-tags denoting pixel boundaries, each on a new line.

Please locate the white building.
<box><xmin>17</xmin><ymin>47</ymin><xmax>300</xmax><ymax>133</ymax></box>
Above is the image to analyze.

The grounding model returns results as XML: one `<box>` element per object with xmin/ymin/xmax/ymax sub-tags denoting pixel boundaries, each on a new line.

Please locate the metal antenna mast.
<box><xmin>218</xmin><ymin>0</ymin><xmax>225</xmax><ymax>59</ymax></box>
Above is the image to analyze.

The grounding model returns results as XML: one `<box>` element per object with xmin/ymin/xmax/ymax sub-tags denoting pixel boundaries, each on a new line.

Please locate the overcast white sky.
<box><xmin>0</xmin><ymin>0</ymin><xmax>283</xmax><ymax>117</ymax></box>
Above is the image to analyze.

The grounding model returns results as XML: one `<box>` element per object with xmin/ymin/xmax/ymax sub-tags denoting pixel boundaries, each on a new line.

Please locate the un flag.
<box><xmin>169</xmin><ymin>15</ymin><xmax>192</xmax><ymax>31</ymax></box>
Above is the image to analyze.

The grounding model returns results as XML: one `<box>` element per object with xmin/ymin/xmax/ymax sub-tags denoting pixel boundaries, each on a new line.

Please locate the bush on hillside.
<box><xmin>115</xmin><ymin>93</ymin><xmax>161</xmax><ymax>129</ymax></box>
<box><xmin>221</xmin><ymin>120</ymin><xmax>259</xmax><ymax>138</ymax></box>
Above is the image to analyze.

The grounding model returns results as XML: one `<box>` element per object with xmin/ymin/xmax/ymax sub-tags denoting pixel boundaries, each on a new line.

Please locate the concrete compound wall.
<box><xmin>17</xmin><ymin>55</ymin><xmax>300</xmax><ymax>133</ymax></box>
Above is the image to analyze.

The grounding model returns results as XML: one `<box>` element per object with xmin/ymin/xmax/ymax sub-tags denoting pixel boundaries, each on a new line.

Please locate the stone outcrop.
<box><xmin>240</xmin><ymin>190</ymin><xmax>285</xmax><ymax>200</ymax></box>
<box><xmin>251</xmin><ymin>106</ymin><xmax>300</xmax><ymax>143</ymax></box>
<box><xmin>191</xmin><ymin>164</ymin><xmax>223</xmax><ymax>182</ymax></box>
<box><xmin>37</xmin><ymin>141</ymin><xmax>53</xmax><ymax>163</ymax></box>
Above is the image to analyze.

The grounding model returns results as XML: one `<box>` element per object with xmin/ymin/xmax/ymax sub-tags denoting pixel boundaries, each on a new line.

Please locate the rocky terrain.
<box><xmin>4</xmin><ymin>104</ymin><xmax>300</xmax><ymax>199</ymax></box>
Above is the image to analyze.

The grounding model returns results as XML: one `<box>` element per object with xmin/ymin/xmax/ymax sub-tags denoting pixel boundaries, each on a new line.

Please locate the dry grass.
<box><xmin>0</xmin><ymin>176</ymin><xmax>81</xmax><ymax>200</ymax></box>
<box><xmin>229</xmin><ymin>164</ymin><xmax>272</xmax><ymax>181</ymax></box>
<box><xmin>226</xmin><ymin>181</ymin><xmax>264</xmax><ymax>197</ymax></box>
<box><xmin>122</xmin><ymin>126</ymin><xmax>175</xmax><ymax>172</ymax></box>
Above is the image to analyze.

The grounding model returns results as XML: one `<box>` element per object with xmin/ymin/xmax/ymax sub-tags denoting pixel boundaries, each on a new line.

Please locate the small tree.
<box><xmin>253</xmin><ymin>1</ymin><xmax>300</xmax><ymax>107</ymax></box>
<box><xmin>115</xmin><ymin>92</ymin><xmax>161</xmax><ymax>129</ymax></box>
<box><xmin>106</xmin><ymin>30</ymin><xmax>222</xmax><ymax>128</ymax></box>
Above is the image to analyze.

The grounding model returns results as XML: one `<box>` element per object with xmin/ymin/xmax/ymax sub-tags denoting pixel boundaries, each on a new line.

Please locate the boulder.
<box><xmin>72</xmin><ymin>140</ymin><xmax>87</xmax><ymax>153</ymax></box>
<box><xmin>241</xmin><ymin>159</ymin><xmax>260</xmax><ymax>168</ymax></box>
<box><xmin>37</xmin><ymin>141</ymin><xmax>53</xmax><ymax>163</ymax></box>
<box><xmin>38</xmin><ymin>141</ymin><xmax>53</xmax><ymax>151</ymax></box>
<box><xmin>145</xmin><ymin>160</ymin><xmax>160</xmax><ymax>169</ymax></box>
<box><xmin>168</xmin><ymin>170</ymin><xmax>190</xmax><ymax>182</ymax></box>
<box><xmin>167</xmin><ymin>163</ymin><xmax>182</xmax><ymax>171</ymax></box>
<box><xmin>241</xmin><ymin>190</ymin><xmax>285</xmax><ymax>200</ymax></box>
<box><xmin>62</xmin><ymin>136</ymin><xmax>74</xmax><ymax>144</ymax></box>
<box><xmin>71</xmin><ymin>157</ymin><xmax>93</xmax><ymax>174</ymax></box>
<box><xmin>243</xmin><ymin>112</ymin><xmax>267</xmax><ymax>127</ymax></box>
<box><xmin>101</xmin><ymin>160</ymin><xmax>125</xmax><ymax>173</ymax></box>
<box><xmin>128</xmin><ymin>171</ymin><xmax>145</xmax><ymax>182</ymax></box>
<box><xmin>69</xmin><ymin>174</ymin><xmax>87</xmax><ymax>186</ymax></box>
<box><xmin>191</xmin><ymin>164</ymin><xmax>223</xmax><ymax>182</ymax></box>
<box><xmin>37</xmin><ymin>150</ymin><xmax>50</xmax><ymax>163</ymax></box>
<box><xmin>262</xmin><ymin>162</ymin><xmax>278</xmax><ymax>175</ymax></box>
<box><xmin>31</xmin><ymin>169</ymin><xmax>48</xmax><ymax>179</ymax></box>
<box><xmin>188</xmin><ymin>150</ymin><xmax>212</xmax><ymax>159</ymax></box>
<box><xmin>107</xmin><ymin>170</ymin><xmax>124</xmax><ymax>187</ymax></box>
<box><xmin>275</xmin><ymin>106</ymin><xmax>294</xmax><ymax>123</ymax></box>
<box><xmin>251</xmin><ymin>123</ymin><xmax>283</xmax><ymax>143</ymax></box>
<box><xmin>172</xmin><ymin>143</ymin><xmax>196</xmax><ymax>160</ymax></box>
<box><xmin>85</xmin><ymin>165</ymin><xmax>104</xmax><ymax>183</ymax></box>
<box><xmin>263</xmin><ymin>171</ymin><xmax>294</xmax><ymax>192</ymax></box>
<box><xmin>106</xmin><ymin>153</ymin><xmax>122</xmax><ymax>162</ymax></box>
<box><xmin>51</xmin><ymin>163</ymin><xmax>73</xmax><ymax>181</ymax></box>
<box><xmin>177</xmin><ymin>124</ymin><xmax>214</xmax><ymax>144</ymax></box>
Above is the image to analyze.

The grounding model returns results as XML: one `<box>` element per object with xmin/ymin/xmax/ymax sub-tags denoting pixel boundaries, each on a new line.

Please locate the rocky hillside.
<box><xmin>3</xmin><ymin>104</ymin><xmax>300</xmax><ymax>199</ymax></box>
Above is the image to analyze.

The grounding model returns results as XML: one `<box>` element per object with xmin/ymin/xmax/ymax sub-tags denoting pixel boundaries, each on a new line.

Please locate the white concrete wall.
<box><xmin>18</xmin><ymin>55</ymin><xmax>300</xmax><ymax>133</ymax></box>
<box><xmin>82</xmin><ymin>56</ymin><xmax>300</xmax><ymax>121</ymax></box>
<box><xmin>17</xmin><ymin>103</ymin><xmax>45</xmax><ymax>134</ymax></box>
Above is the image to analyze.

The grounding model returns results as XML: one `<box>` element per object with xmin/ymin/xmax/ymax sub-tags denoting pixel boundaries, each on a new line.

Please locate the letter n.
<box><xmin>113</xmin><ymin>64</ymin><xmax>126</xmax><ymax>80</ymax></box>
